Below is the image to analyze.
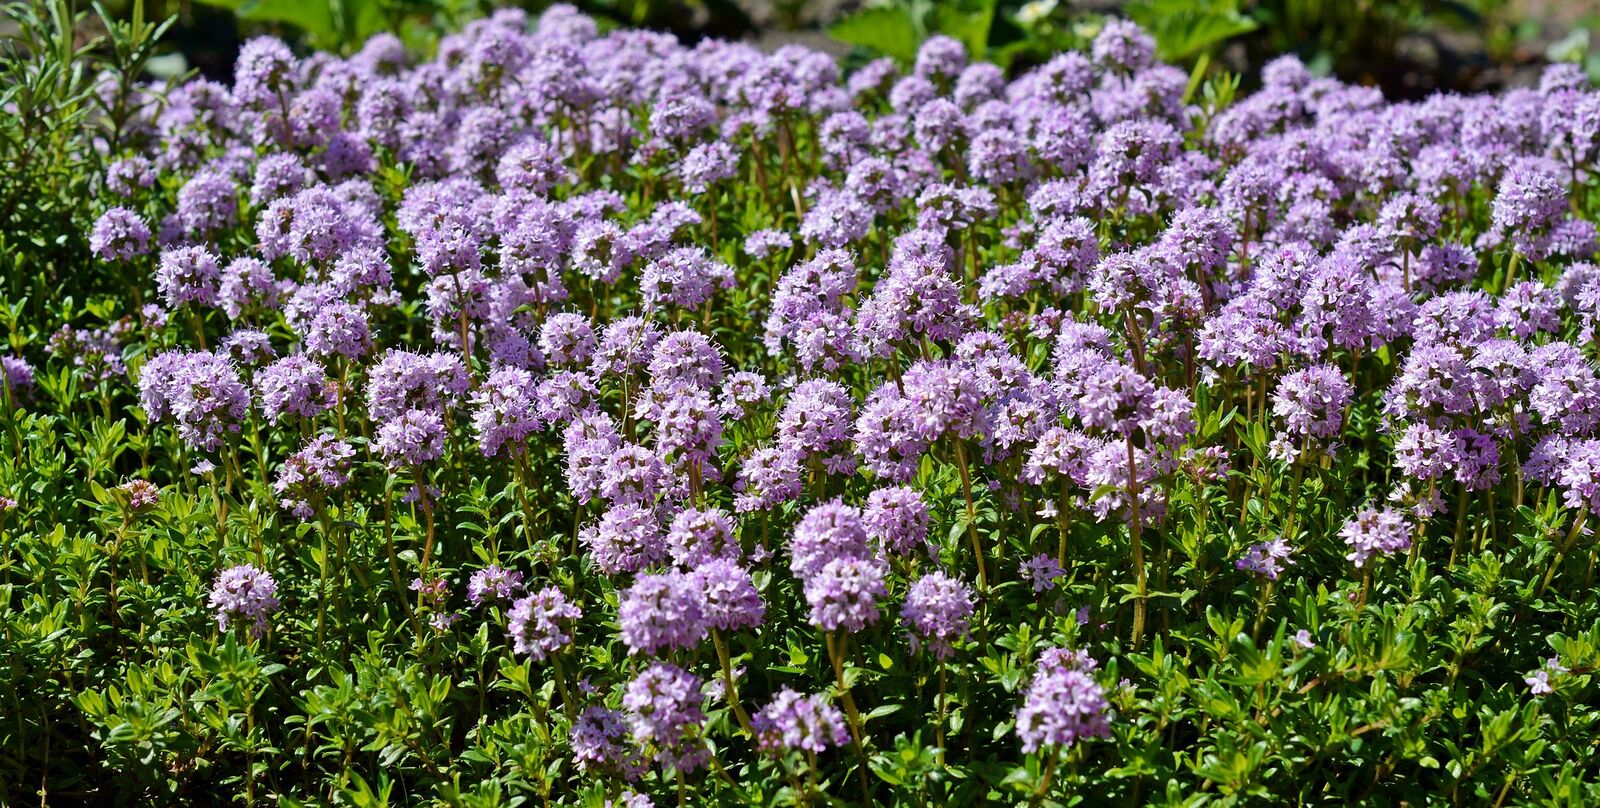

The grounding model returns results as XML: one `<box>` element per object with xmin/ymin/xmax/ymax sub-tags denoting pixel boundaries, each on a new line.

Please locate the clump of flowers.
<box><xmin>467</xmin><ymin>565</ymin><xmax>526</xmax><ymax>607</ymax></box>
<box><xmin>902</xmin><ymin>571</ymin><xmax>975</xmax><ymax>658</ymax></box>
<box><xmin>1340</xmin><ymin>507</ymin><xmax>1413</xmax><ymax>568</ymax></box>
<box><xmin>1236</xmin><ymin>537</ymin><xmax>1294</xmax><ymax>580</ymax></box>
<box><xmin>507</xmin><ymin>587</ymin><xmax>581</xmax><ymax>660</ymax></box>
<box><xmin>209</xmin><ymin>565</ymin><xmax>280</xmax><ymax>636</ymax></box>
<box><xmin>752</xmin><ymin>687</ymin><xmax>850</xmax><ymax>755</ymax></box>
<box><xmin>1015</xmin><ymin>650</ymin><xmax>1112</xmax><ymax>753</ymax></box>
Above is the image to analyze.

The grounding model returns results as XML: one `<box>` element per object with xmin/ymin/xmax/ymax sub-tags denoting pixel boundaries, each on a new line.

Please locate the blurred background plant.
<box><xmin>0</xmin><ymin>1</ymin><xmax>170</xmax><ymax>329</ymax></box>
<box><xmin>17</xmin><ymin>0</ymin><xmax>1600</xmax><ymax>98</ymax></box>
<box><xmin>2</xmin><ymin>0</ymin><xmax>1598</xmax><ymax>329</ymax></box>
<box><xmin>824</xmin><ymin>0</ymin><xmax>1600</xmax><ymax>96</ymax></box>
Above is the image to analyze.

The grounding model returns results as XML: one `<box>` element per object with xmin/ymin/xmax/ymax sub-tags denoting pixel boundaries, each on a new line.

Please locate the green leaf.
<box><xmin>192</xmin><ymin>0</ymin><xmax>335</xmax><ymax>43</ymax></box>
<box><xmin>932</xmin><ymin>0</ymin><xmax>999</xmax><ymax>59</ymax></box>
<box><xmin>1126</xmin><ymin>0</ymin><xmax>1258</xmax><ymax>63</ymax></box>
<box><xmin>828</xmin><ymin>6</ymin><xmax>922</xmax><ymax>65</ymax></box>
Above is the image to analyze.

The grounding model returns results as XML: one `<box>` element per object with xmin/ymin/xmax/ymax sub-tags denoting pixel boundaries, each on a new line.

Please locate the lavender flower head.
<box><xmin>507</xmin><ymin>587</ymin><xmax>581</xmax><ymax>660</ymax></box>
<box><xmin>619</xmin><ymin>571</ymin><xmax>708</xmax><ymax>656</ymax></box>
<box><xmin>91</xmin><ymin>208</ymin><xmax>152</xmax><ymax>261</ymax></box>
<box><xmin>573</xmin><ymin>706</ymin><xmax>645</xmax><ymax>780</ymax></box>
<box><xmin>804</xmin><ymin>556</ymin><xmax>887</xmax><ymax>633</ymax></box>
<box><xmin>273</xmin><ymin>433</ymin><xmax>354</xmax><ymax>518</ymax></box>
<box><xmin>156</xmin><ymin>246</ymin><xmax>221</xmax><ymax>309</ymax></box>
<box><xmin>374</xmin><ymin>408</ymin><xmax>447</xmax><ymax>469</ymax></box>
<box><xmin>467</xmin><ymin>565</ymin><xmax>526</xmax><ymax>607</ymax></box>
<box><xmin>752</xmin><ymin>687</ymin><xmax>850</xmax><ymax>755</ymax></box>
<box><xmin>693</xmin><ymin>558</ymin><xmax>766</xmax><ymax>632</ymax></box>
<box><xmin>863</xmin><ymin>486</ymin><xmax>931</xmax><ymax>556</ymax></box>
<box><xmin>118</xmin><ymin>479</ymin><xmax>161</xmax><ymax>511</ymax></box>
<box><xmin>623</xmin><ymin>662</ymin><xmax>708</xmax><ymax>768</ymax></box>
<box><xmin>1236</xmin><ymin>537</ymin><xmax>1294</xmax><ymax>580</ymax></box>
<box><xmin>666</xmin><ymin>506</ymin><xmax>740</xmax><ymax>567</ymax></box>
<box><xmin>209</xmin><ymin>564</ymin><xmax>281</xmax><ymax>636</ymax></box>
<box><xmin>789</xmin><ymin>499</ymin><xmax>871</xmax><ymax>578</ymax></box>
<box><xmin>1271</xmin><ymin>364</ymin><xmax>1353</xmax><ymax>458</ymax></box>
<box><xmin>1015</xmin><ymin>654</ymin><xmax>1111</xmax><ymax>753</ymax></box>
<box><xmin>902</xmin><ymin>571</ymin><xmax>975</xmax><ymax>658</ymax></box>
<box><xmin>1340</xmin><ymin>507</ymin><xmax>1412</xmax><ymax>568</ymax></box>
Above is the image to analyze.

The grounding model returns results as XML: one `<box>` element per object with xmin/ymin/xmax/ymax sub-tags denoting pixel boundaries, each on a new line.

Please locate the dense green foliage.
<box><xmin>4</xmin><ymin>3</ymin><xmax>1600</xmax><ymax>807</ymax></box>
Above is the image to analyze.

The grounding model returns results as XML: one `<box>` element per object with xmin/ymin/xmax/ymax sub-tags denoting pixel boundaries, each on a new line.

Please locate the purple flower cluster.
<box><xmin>1340</xmin><ymin>507</ymin><xmax>1413</xmax><ymax>568</ymax></box>
<box><xmin>751</xmin><ymin>687</ymin><xmax>849</xmax><ymax>755</ymax></box>
<box><xmin>623</xmin><ymin>662</ymin><xmax>708</xmax><ymax>771</ymax></box>
<box><xmin>1015</xmin><ymin>650</ymin><xmax>1111</xmax><ymax>753</ymax></box>
<box><xmin>209</xmin><ymin>564</ymin><xmax>280</xmax><ymax>636</ymax></box>
<box><xmin>902</xmin><ymin>571</ymin><xmax>975</xmax><ymax>658</ymax></box>
<box><xmin>74</xmin><ymin>7</ymin><xmax>1600</xmax><ymax>787</ymax></box>
<box><xmin>507</xmin><ymin>587</ymin><xmax>581</xmax><ymax>660</ymax></box>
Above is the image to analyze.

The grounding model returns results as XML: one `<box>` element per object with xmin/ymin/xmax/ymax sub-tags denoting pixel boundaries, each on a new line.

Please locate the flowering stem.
<box><xmin>316</xmin><ymin>508</ymin><xmax>332</xmax><ymax>650</ymax></box>
<box><xmin>551</xmin><ymin>651</ymin><xmax>577</xmax><ymax>724</ymax></box>
<box><xmin>1535</xmin><ymin>507</ymin><xmax>1588</xmax><ymax>600</ymax></box>
<box><xmin>452</xmin><ymin>273</ymin><xmax>473</xmax><ymax>379</ymax></box>
<box><xmin>1057</xmin><ymin>479</ymin><xmax>1072</xmax><ymax>569</ymax></box>
<box><xmin>512</xmin><ymin>449</ymin><xmax>537</xmax><ymax>556</ymax></box>
<box><xmin>805</xmin><ymin>750</ymin><xmax>820</xmax><ymax>805</ymax></box>
<box><xmin>1281</xmin><ymin>451</ymin><xmax>1308</xmax><ymax>542</ymax></box>
<box><xmin>824</xmin><ymin>631</ymin><xmax>872</xmax><ymax>805</ymax></box>
<box><xmin>712</xmin><ymin>628</ymin><xmax>753</xmax><ymax>735</ymax></box>
<box><xmin>1250</xmin><ymin>578</ymin><xmax>1276</xmax><ymax>643</ymax></box>
<box><xmin>1449</xmin><ymin>482</ymin><xmax>1469</xmax><ymax>568</ymax></box>
<box><xmin>1029</xmin><ymin>753</ymin><xmax>1060</xmax><ymax>807</ymax></box>
<box><xmin>936</xmin><ymin>659</ymin><xmax>947</xmax><ymax>766</ymax></box>
<box><xmin>414</xmin><ymin>465</ymin><xmax>437</xmax><ymax>589</ymax></box>
<box><xmin>953</xmin><ymin>440</ymin><xmax>987</xmax><ymax>591</ymax></box>
<box><xmin>189</xmin><ymin>309</ymin><xmax>208</xmax><ymax>351</ymax></box>
<box><xmin>1126</xmin><ymin>435</ymin><xmax>1148</xmax><ymax>649</ymax></box>
<box><xmin>382</xmin><ymin>486</ymin><xmax>418</xmax><ymax>629</ymax></box>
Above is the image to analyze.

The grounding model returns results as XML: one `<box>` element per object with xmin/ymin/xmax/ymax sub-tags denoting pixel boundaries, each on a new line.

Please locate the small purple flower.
<box><xmin>273</xmin><ymin>433</ymin><xmax>354</xmax><ymax>518</ymax></box>
<box><xmin>734</xmin><ymin>444</ymin><xmax>803</xmax><ymax>513</ymax></box>
<box><xmin>1236</xmin><ymin>537</ymin><xmax>1294</xmax><ymax>580</ymax></box>
<box><xmin>863</xmin><ymin>486</ymin><xmax>931</xmax><ymax>557</ymax></box>
<box><xmin>666</xmin><ymin>506</ymin><xmax>740</xmax><ymax>567</ymax></box>
<box><xmin>744</xmin><ymin>229</ymin><xmax>793</xmax><ymax>260</ymax></box>
<box><xmin>91</xmin><ymin>208</ymin><xmax>152</xmax><ymax>261</ymax></box>
<box><xmin>580</xmin><ymin>502</ymin><xmax>667</xmax><ymax>574</ymax></box>
<box><xmin>540</xmin><ymin>313</ymin><xmax>598</xmax><ymax>367</ymax></box>
<box><xmin>693</xmin><ymin>559</ymin><xmax>766</xmax><ymax>632</ymax></box>
<box><xmin>1526</xmin><ymin>669</ymin><xmax>1553</xmax><ymax>696</ymax></box>
<box><xmin>1272</xmin><ymin>365</ymin><xmax>1353</xmax><ymax>452</ymax></box>
<box><xmin>374</xmin><ymin>408</ymin><xmax>446</xmax><ymax>469</ymax></box>
<box><xmin>1015</xmin><ymin>653</ymin><xmax>1111</xmax><ymax>753</ymax></box>
<box><xmin>619</xmin><ymin>571</ymin><xmax>707</xmax><ymax>656</ymax></box>
<box><xmin>803</xmin><ymin>556</ymin><xmax>886</xmax><ymax>633</ymax></box>
<box><xmin>209</xmin><ymin>564</ymin><xmax>280</xmax><ymax>636</ymax></box>
<box><xmin>255</xmin><ymin>354</ymin><xmax>333</xmax><ymax>424</ymax></box>
<box><xmin>902</xmin><ymin>571</ymin><xmax>974</xmax><ymax>658</ymax></box>
<box><xmin>2</xmin><ymin>355</ymin><xmax>34</xmax><ymax>400</ymax></box>
<box><xmin>118</xmin><ymin>479</ymin><xmax>161</xmax><ymax>511</ymax></box>
<box><xmin>470</xmin><ymin>366</ymin><xmax>541</xmax><ymax>456</ymax></box>
<box><xmin>1022</xmin><ymin>554</ymin><xmax>1065</xmax><ymax>593</ymax></box>
<box><xmin>752</xmin><ymin>687</ymin><xmax>850</xmax><ymax>756</ymax></box>
<box><xmin>156</xmin><ymin>246</ymin><xmax>221</xmax><ymax>308</ymax></box>
<box><xmin>623</xmin><ymin>662</ymin><xmax>708</xmax><ymax>769</ymax></box>
<box><xmin>467</xmin><ymin>565</ymin><xmax>526</xmax><ymax>607</ymax></box>
<box><xmin>573</xmin><ymin>706</ymin><xmax>645</xmax><ymax>780</ymax></box>
<box><xmin>1340</xmin><ymin>507</ymin><xmax>1412</xmax><ymax>568</ymax></box>
<box><xmin>139</xmin><ymin>350</ymin><xmax>250</xmax><ymax>452</ymax></box>
<box><xmin>507</xmin><ymin>587</ymin><xmax>581</xmax><ymax>660</ymax></box>
<box><xmin>790</xmin><ymin>499</ymin><xmax>871</xmax><ymax>579</ymax></box>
